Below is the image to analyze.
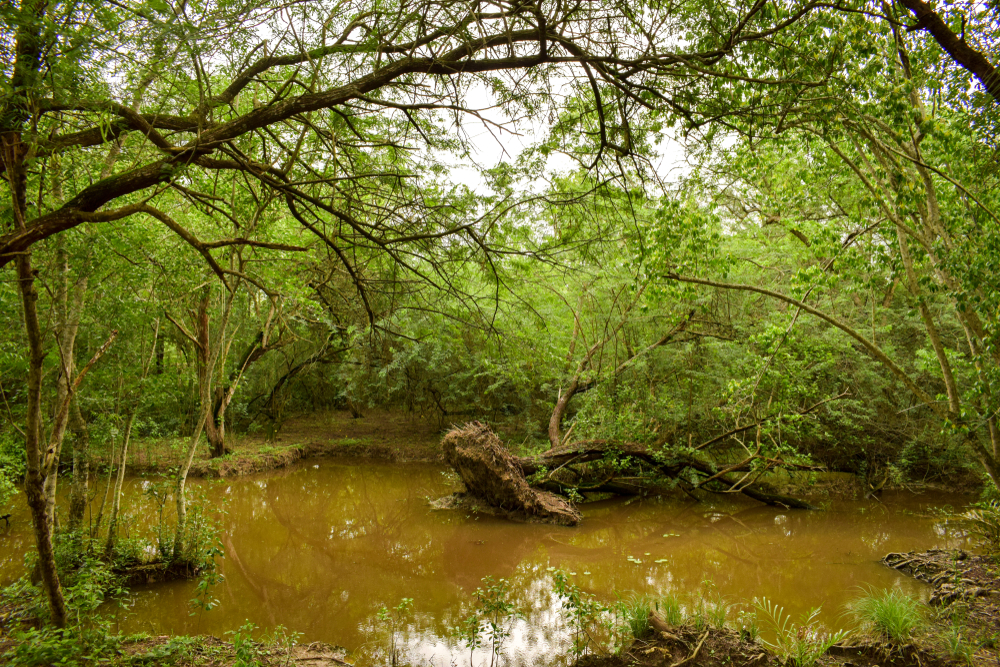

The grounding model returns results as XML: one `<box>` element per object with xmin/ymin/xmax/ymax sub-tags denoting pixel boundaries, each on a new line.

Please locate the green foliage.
<box><xmin>753</xmin><ymin>598</ymin><xmax>849</xmax><ymax>667</ymax></box>
<box><xmin>0</xmin><ymin>430</ymin><xmax>25</xmax><ymax>511</ymax></box>
<box><xmin>2</xmin><ymin>558</ymin><xmax>124</xmax><ymax>665</ymax></box>
<box><xmin>940</xmin><ymin>623</ymin><xmax>977</xmax><ymax>665</ymax></box>
<box><xmin>5</xmin><ymin>624</ymin><xmax>121</xmax><ymax>667</ymax></box>
<box><xmin>377</xmin><ymin>597</ymin><xmax>414</xmax><ymax>667</ymax></box>
<box><xmin>552</xmin><ymin>570</ymin><xmax>608</xmax><ymax>660</ymax></box>
<box><xmin>455</xmin><ymin>577</ymin><xmax>521</xmax><ymax>667</ymax></box>
<box><xmin>737</xmin><ymin>608</ymin><xmax>760</xmax><ymax>642</ymax></box>
<box><xmin>226</xmin><ymin>621</ymin><xmax>264</xmax><ymax>667</ymax></box>
<box><xmin>846</xmin><ymin>587</ymin><xmax>923</xmax><ymax>643</ymax></box>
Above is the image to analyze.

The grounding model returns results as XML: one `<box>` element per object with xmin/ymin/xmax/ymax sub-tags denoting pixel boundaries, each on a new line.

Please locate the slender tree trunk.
<box><xmin>67</xmin><ymin>401</ymin><xmax>90</xmax><ymax>533</ymax></box>
<box><xmin>16</xmin><ymin>252</ymin><xmax>68</xmax><ymax>627</ymax></box>
<box><xmin>549</xmin><ymin>375</ymin><xmax>583</xmax><ymax>449</ymax></box>
<box><xmin>105</xmin><ymin>409</ymin><xmax>136</xmax><ymax>555</ymax></box>
<box><xmin>174</xmin><ymin>407</ymin><xmax>209</xmax><ymax>561</ymax></box>
<box><xmin>105</xmin><ymin>319</ymin><xmax>158</xmax><ymax>553</ymax></box>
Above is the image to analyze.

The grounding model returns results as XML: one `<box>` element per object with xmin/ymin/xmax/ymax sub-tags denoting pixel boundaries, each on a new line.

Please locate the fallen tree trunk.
<box><xmin>440</xmin><ymin>422</ymin><xmax>582</xmax><ymax>526</ymax></box>
<box><xmin>519</xmin><ymin>441</ymin><xmax>818</xmax><ymax>510</ymax></box>
<box><xmin>438</xmin><ymin>425</ymin><xmax>817</xmax><ymax>525</ymax></box>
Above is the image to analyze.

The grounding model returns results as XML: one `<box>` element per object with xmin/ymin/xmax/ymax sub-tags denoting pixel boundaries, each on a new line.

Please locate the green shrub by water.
<box><xmin>847</xmin><ymin>587</ymin><xmax>923</xmax><ymax>643</ymax></box>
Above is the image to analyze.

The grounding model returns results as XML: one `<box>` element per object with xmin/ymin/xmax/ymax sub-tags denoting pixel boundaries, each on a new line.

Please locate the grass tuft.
<box><xmin>846</xmin><ymin>587</ymin><xmax>922</xmax><ymax>643</ymax></box>
<box><xmin>656</xmin><ymin>593</ymin><xmax>684</xmax><ymax>626</ymax></box>
<box><xmin>618</xmin><ymin>594</ymin><xmax>653</xmax><ymax>638</ymax></box>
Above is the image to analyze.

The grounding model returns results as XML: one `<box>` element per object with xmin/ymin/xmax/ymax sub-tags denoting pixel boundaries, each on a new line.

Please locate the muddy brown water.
<box><xmin>0</xmin><ymin>459</ymin><xmax>973</xmax><ymax>665</ymax></box>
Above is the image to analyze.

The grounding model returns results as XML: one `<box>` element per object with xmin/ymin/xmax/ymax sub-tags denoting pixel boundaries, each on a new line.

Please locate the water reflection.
<box><xmin>0</xmin><ymin>460</ymin><xmax>971</xmax><ymax>666</ymax></box>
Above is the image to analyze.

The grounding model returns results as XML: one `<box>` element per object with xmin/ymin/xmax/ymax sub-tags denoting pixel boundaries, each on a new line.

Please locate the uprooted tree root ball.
<box><xmin>440</xmin><ymin>421</ymin><xmax>583</xmax><ymax>525</ymax></box>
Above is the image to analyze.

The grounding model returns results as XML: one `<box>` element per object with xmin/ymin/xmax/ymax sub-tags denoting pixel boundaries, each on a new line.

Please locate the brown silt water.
<box><xmin>0</xmin><ymin>459</ymin><xmax>972</xmax><ymax>665</ymax></box>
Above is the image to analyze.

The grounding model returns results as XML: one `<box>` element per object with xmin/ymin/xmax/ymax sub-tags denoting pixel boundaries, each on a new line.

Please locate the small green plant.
<box><xmin>474</xmin><ymin>577</ymin><xmax>520</xmax><ymax>667</ymax></box>
<box><xmin>377</xmin><ymin>597</ymin><xmax>414</xmax><ymax>667</ymax></box>
<box><xmin>129</xmin><ymin>635</ymin><xmax>201</xmax><ymax>665</ymax></box>
<box><xmin>189</xmin><ymin>568</ymin><xmax>225</xmax><ymax>616</ymax></box>
<box><xmin>941</xmin><ymin>623</ymin><xmax>977</xmax><ymax>665</ymax></box>
<box><xmin>691</xmin><ymin>582</ymin><xmax>729</xmax><ymax>630</ymax></box>
<box><xmin>656</xmin><ymin>593</ymin><xmax>684</xmax><ymax>626</ymax></box>
<box><xmin>552</xmin><ymin>570</ymin><xmax>608</xmax><ymax>659</ymax></box>
<box><xmin>753</xmin><ymin>598</ymin><xmax>849</xmax><ymax>667</ymax></box>
<box><xmin>737</xmin><ymin>608</ymin><xmax>760</xmax><ymax>642</ymax></box>
<box><xmin>227</xmin><ymin>621</ymin><xmax>263</xmax><ymax>667</ymax></box>
<box><xmin>266</xmin><ymin>625</ymin><xmax>304</xmax><ymax>667</ymax></box>
<box><xmin>846</xmin><ymin>587</ymin><xmax>922</xmax><ymax>643</ymax></box>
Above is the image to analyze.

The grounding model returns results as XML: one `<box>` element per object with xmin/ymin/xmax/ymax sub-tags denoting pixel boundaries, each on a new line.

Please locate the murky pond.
<box><xmin>0</xmin><ymin>459</ymin><xmax>971</xmax><ymax>665</ymax></box>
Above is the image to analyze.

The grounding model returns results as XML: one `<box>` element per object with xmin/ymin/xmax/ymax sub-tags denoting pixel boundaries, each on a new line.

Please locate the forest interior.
<box><xmin>1</xmin><ymin>0</ymin><xmax>1000</xmax><ymax>665</ymax></box>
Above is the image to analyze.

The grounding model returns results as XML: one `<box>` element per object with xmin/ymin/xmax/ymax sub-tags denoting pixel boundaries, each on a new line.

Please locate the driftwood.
<box><xmin>439</xmin><ymin>424</ymin><xmax>816</xmax><ymax>525</ymax></box>
<box><xmin>441</xmin><ymin>422</ymin><xmax>582</xmax><ymax>526</ymax></box>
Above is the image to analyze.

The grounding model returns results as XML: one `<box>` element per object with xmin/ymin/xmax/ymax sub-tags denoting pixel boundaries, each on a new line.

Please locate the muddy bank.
<box><xmin>583</xmin><ymin>547</ymin><xmax>1000</xmax><ymax>667</ymax></box>
<box><xmin>584</xmin><ymin>617</ymin><xmax>962</xmax><ymax>667</ymax></box>
<box><xmin>884</xmin><ymin>548</ymin><xmax>1000</xmax><ymax>650</ymax></box>
<box><xmin>0</xmin><ymin>630</ymin><xmax>350</xmax><ymax>667</ymax></box>
<box><xmin>116</xmin><ymin>634</ymin><xmax>349</xmax><ymax>666</ymax></box>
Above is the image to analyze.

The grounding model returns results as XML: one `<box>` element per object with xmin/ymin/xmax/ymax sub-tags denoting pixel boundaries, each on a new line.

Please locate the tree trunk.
<box><xmin>16</xmin><ymin>251</ymin><xmax>68</xmax><ymax>627</ymax></box>
<box><xmin>548</xmin><ymin>376</ymin><xmax>583</xmax><ymax>449</ymax></box>
<box><xmin>105</xmin><ymin>409</ymin><xmax>136</xmax><ymax>555</ymax></box>
<box><xmin>174</xmin><ymin>407</ymin><xmax>209</xmax><ymax>561</ymax></box>
<box><xmin>67</xmin><ymin>401</ymin><xmax>90</xmax><ymax>533</ymax></box>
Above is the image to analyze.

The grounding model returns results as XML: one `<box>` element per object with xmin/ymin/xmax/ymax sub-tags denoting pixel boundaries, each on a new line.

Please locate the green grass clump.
<box><xmin>941</xmin><ymin>623</ymin><xmax>977</xmax><ymax>665</ymax></box>
<box><xmin>656</xmin><ymin>593</ymin><xmax>684</xmax><ymax>626</ymax></box>
<box><xmin>847</xmin><ymin>587</ymin><xmax>922</xmax><ymax>643</ymax></box>
<box><xmin>618</xmin><ymin>594</ymin><xmax>653</xmax><ymax>638</ymax></box>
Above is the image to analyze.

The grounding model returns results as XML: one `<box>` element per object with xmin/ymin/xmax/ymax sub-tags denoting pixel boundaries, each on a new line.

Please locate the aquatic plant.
<box><xmin>552</xmin><ymin>570</ymin><xmax>608</xmax><ymax>659</ymax></box>
<box><xmin>616</xmin><ymin>593</ymin><xmax>653</xmax><ymax>639</ymax></box>
<box><xmin>476</xmin><ymin>577</ymin><xmax>520</xmax><ymax>667</ymax></box>
<box><xmin>737</xmin><ymin>608</ymin><xmax>760</xmax><ymax>642</ymax></box>
<box><xmin>846</xmin><ymin>587</ymin><xmax>922</xmax><ymax>643</ymax></box>
<box><xmin>693</xmin><ymin>582</ymin><xmax>730</xmax><ymax>630</ymax></box>
<box><xmin>656</xmin><ymin>593</ymin><xmax>684</xmax><ymax>626</ymax></box>
<box><xmin>455</xmin><ymin>577</ymin><xmax>521</xmax><ymax>667</ymax></box>
<box><xmin>753</xmin><ymin>598</ymin><xmax>849</xmax><ymax>667</ymax></box>
<box><xmin>377</xmin><ymin>597</ymin><xmax>414</xmax><ymax>667</ymax></box>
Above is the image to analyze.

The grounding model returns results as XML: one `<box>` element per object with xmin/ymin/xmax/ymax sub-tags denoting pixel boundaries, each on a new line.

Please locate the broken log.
<box><xmin>440</xmin><ymin>422</ymin><xmax>582</xmax><ymax>526</ymax></box>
